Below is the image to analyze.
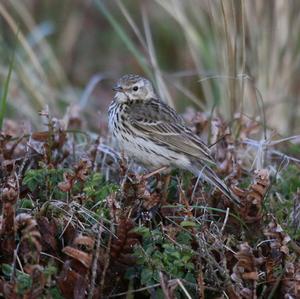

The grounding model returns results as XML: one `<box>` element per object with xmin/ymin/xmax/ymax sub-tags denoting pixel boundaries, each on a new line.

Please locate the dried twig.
<box><xmin>88</xmin><ymin>219</ymin><xmax>104</xmax><ymax>299</ymax></box>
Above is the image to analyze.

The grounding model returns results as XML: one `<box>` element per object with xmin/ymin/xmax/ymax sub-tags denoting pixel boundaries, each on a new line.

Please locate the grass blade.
<box><xmin>0</xmin><ymin>51</ymin><xmax>15</xmax><ymax>130</ymax></box>
<box><xmin>93</xmin><ymin>0</ymin><xmax>152</xmax><ymax>79</ymax></box>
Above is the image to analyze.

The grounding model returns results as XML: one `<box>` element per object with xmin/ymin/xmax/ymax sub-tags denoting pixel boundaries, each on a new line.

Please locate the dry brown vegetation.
<box><xmin>0</xmin><ymin>109</ymin><xmax>299</xmax><ymax>298</ymax></box>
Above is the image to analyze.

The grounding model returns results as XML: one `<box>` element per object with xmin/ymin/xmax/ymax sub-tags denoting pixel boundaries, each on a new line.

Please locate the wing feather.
<box><xmin>128</xmin><ymin>99</ymin><xmax>215</xmax><ymax>164</ymax></box>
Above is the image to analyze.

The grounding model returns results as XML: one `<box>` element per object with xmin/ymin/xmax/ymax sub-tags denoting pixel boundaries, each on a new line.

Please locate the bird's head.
<box><xmin>113</xmin><ymin>74</ymin><xmax>156</xmax><ymax>103</ymax></box>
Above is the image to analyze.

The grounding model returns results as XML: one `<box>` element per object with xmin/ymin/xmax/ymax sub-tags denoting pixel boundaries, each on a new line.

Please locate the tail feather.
<box><xmin>191</xmin><ymin>164</ymin><xmax>240</xmax><ymax>205</ymax></box>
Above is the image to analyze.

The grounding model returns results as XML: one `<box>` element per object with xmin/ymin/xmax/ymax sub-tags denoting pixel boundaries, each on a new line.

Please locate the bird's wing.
<box><xmin>128</xmin><ymin>99</ymin><xmax>215</xmax><ymax>164</ymax></box>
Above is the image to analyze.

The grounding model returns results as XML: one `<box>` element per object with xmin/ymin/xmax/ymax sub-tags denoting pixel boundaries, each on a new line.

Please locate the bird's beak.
<box><xmin>112</xmin><ymin>85</ymin><xmax>123</xmax><ymax>92</ymax></box>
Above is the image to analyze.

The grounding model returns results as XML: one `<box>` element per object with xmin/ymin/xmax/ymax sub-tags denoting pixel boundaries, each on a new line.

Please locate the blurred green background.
<box><xmin>1</xmin><ymin>0</ymin><xmax>300</xmax><ymax>135</ymax></box>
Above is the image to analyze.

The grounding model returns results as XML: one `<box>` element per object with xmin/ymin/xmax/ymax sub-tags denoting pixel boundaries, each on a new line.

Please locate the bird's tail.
<box><xmin>191</xmin><ymin>164</ymin><xmax>241</xmax><ymax>206</ymax></box>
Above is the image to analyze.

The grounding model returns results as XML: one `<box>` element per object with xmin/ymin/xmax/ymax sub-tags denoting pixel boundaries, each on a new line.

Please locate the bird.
<box><xmin>108</xmin><ymin>74</ymin><xmax>240</xmax><ymax>205</ymax></box>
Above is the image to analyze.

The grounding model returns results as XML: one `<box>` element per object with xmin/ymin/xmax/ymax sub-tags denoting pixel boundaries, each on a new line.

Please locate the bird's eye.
<box><xmin>133</xmin><ymin>86</ymin><xmax>138</xmax><ymax>91</ymax></box>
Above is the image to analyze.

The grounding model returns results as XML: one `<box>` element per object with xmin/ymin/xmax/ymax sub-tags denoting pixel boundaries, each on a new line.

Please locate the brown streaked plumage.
<box><xmin>108</xmin><ymin>74</ymin><xmax>240</xmax><ymax>205</ymax></box>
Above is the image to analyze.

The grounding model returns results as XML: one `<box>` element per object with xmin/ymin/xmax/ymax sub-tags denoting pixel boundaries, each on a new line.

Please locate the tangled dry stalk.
<box><xmin>0</xmin><ymin>108</ymin><xmax>299</xmax><ymax>298</ymax></box>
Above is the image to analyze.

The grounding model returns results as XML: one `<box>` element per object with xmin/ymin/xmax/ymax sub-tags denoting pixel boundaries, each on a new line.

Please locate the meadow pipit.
<box><xmin>108</xmin><ymin>74</ymin><xmax>240</xmax><ymax>205</ymax></box>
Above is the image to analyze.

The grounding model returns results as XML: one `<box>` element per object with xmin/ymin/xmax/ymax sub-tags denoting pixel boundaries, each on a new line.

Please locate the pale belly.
<box><xmin>108</xmin><ymin>102</ymin><xmax>190</xmax><ymax>170</ymax></box>
<box><xmin>116</xmin><ymin>132</ymin><xmax>190</xmax><ymax>170</ymax></box>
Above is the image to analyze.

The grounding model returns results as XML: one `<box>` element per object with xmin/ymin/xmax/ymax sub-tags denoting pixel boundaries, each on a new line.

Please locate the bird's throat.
<box><xmin>115</xmin><ymin>92</ymin><xmax>129</xmax><ymax>103</ymax></box>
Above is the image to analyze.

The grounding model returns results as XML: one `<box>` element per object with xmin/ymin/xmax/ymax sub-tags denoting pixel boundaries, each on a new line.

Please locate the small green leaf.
<box><xmin>134</xmin><ymin>226</ymin><xmax>151</xmax><ymax>237</ymax></box>
<box><xmin>43</xmin><ymin>264</ymin><xmax>58</xmax><ymax>278</ymax></box>
<box><xmin>17</xmin><ymin>272</ymin><xmax>32</xmax><ymax>294</ymax></box>
<box><xmin>176</xmin><ymin>231</ymin><xmax>193</xmax><ymax>245</ymax></box>
<box><xmin>141</xmin><ymin>268</ymin><xmax>154</xmax><ymax>285</ymax></box>
<box><xmin>180</xmin><ymin>221</ymin><xmax>197</xmax><ymax>227</ymax></box>
<box><xmin>18</xmin><ymin>198</ymin><xmax>34</xmax><ymax>209</ymax></box>
<box><xmin>170</xmin><ymin>251</ymin><xmax>181</xmax><ymax>260</ymax></box>
<box><xmin>2</xmin><ymin>264</ymin><xmax>32</xmax><ymax>294</ymax></box>
<box><xmin>48</xmin><ymin>287</ymin><xmax>64</xmax><ymax>299</ymax></box>
<box><xmin>1</xmin><ymin>264</ymin><xmax>13</xmax><ymax>277</ymax></box>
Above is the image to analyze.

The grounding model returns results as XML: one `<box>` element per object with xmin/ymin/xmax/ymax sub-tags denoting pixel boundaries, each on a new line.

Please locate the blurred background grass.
<box><xmin>1</xmin><ymin>0</ymin><xmax>300</xmax><ymax>135</ymax></box>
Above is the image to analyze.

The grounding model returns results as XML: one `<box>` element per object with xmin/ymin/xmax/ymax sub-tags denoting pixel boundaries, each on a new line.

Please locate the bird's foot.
<box><xmin>141</xmin><ymin>166</ymin><xmax>170</xmax><ymax>180</ymax></box>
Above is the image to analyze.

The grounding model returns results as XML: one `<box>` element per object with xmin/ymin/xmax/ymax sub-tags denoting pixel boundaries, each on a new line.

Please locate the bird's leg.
<box><xmin>162</xmin><ymin>173</ymin><xmax>171</xmax><ymax>200</ymax></box>
<box><xmin>119</xmin><ymin>150</ymin><xmax>127</xmax><ymax>177</ymax></box>
<box><xmin>142</xmin><ymin>166</ymin><xmax>169</xmax><ymax>180</ymax></box>
<box><xmin>141</xmin><ymin>167</ymin><xmax>171</xmax><ymax>200</ymax></box>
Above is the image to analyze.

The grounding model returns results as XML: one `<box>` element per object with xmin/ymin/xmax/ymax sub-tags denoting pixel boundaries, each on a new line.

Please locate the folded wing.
<box><xmin>128</xmin><ymin>99</ymin><xmax>215</xmax><ymax>165</ymax></box>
